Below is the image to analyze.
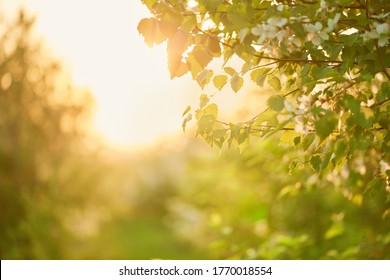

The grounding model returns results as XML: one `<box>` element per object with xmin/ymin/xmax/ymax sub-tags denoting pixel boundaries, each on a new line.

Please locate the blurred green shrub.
<box><xmin>161</xmin><ymin>139</ymin><xmax>390</xmax><ymax>259</ymax></box>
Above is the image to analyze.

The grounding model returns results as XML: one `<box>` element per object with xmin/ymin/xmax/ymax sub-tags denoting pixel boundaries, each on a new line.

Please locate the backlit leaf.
<box><xmin>224</xmin><ymin>67</ymin><xmax>236</xmax><ymax>76</ymax></box>
<box><xmin>182</xmin><ymin>105</ymin><xmax>191</xmax><ymax>117</ymax></box>
<box><xmin>230</xmin><ymin>73</ymin><xmax>243</xmax><ymax>93</ymax></box>
<box><xmin>137</xmin><ymin>18</ymin><xmax>167</xmax><ymax>47</ymax></box>
<box><xmin>213</xmin><ymin>75</ymin><xmax>228</xmax><ymax>90</ymax></box>
<box><xmin>268</xmin><ymin>75</ymin><xmax>281</xmax><ymax>92</ymax></box>
<box><xmin>167</xmin><ymin>30</ymin><xmax>192</xmax><ymax>78</ymax></box>
<box><xmin>196</xmin><ymin>69</ymin><xmax>213</xmax><ymax>89</ymax></box>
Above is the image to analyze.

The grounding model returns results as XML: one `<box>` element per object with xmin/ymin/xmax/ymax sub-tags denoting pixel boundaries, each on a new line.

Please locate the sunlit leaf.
<box><xmin>325</xmin><ymin>223</ymin><xmax>345</xmax><ymax>240</ymax></box>
<box><xmin>213</xmin><ymin>75</ymin><xmax>228</xmax><ymax>90</ymax></box>
<box><xmin>182</xmin><ymin>105</ymin><xmax>191</xmax><ymax>116</ymax></box>
<box><xmin>192</xmin><ymin>46</ymin><xmax>213</xmax><ymax>69</ymax></box>
<box><xmin>199</xmin><ymin>94</ymin><xmax>209</xmax><ymax>109</ymax></box>
<box><xmin>250</xmin><ymin>68</ymin><xmax>270</xmax><ymax>87</ymax></box>
<box><xmin>230</xmin><ymin>73</ymin><xmax>243</xmax><ymax>93</ymax></box>
<box><xmin>137</xmin><ymin>18</ymin><xmax>167</xmax><ymax>47</ymax></box>
<box><xmin>141</xmin><ymin>0</ymin><xmax>157</xmax><ymax>9</ymax></box>
<box><xmin>254</xmin><ymin>110</ymin><xmax>279</xmax><ymax>127</ymax></box>
<box><xmin>182</xmin><ymin>113</ymin><xmax>192</xmax><ymax>131</ymax></box>
<box><xmin>268</xmin><ymin>75</ymin><xmax>281</xmax><ymax>92</ymax></box>
<box><xmin>224</xmin><ymin>67</ymin><xmax>236</xmax><ymax>76</ymax></box>
<box><xmin>196</xmin><ymin>69</ymin><xmax>213</xmax><ymax>89</ymax></box>
<box><xmin>167</xmin><ymin>30</ymin><xmax>192</xmax><ymax>78</ymax></box>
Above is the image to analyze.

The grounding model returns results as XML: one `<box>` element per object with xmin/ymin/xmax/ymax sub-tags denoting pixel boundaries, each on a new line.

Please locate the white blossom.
<box><xmin>251</xmin><ymin>17</ymin><xmax>288</xmax><ymax>45</ymax></box>
<box><xmin>304</xmin><ymin>14</ymin><xmax>339</xmax><ymax>46</ymax></box>
<box><xmin>363</xmin><ymin>22</ymin><xmax>389</xmax><ymax>47</ymax></box>
<box><xmin>305</xmin><ymin>22</ymin><xmax>323</xmax><ymax>45</ymax></box>
<box><xmin>380</xmin><ymin>160</ymin><xmax>389</xmax><ymax>173</ymax></box>
<box><xmin>277</xmin><ymin>4</ymin><xmax>284</xmax><ymax>12</ymax></box>
<box><xmin>297</xmin><ymin>94</ymin><xmax>313</xmax><ymax>113</ymax></box>
<box><xmin>316</xmin><ymin>0</ymin><xmax>328</xmax><ymax>14</ymax></box>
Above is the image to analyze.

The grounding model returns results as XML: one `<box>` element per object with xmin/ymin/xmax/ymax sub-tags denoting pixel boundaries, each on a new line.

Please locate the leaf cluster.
<box><xmin>139</xmin><ymin>0</ymin><xmax>390</xmax><ymax>196</ymax></box>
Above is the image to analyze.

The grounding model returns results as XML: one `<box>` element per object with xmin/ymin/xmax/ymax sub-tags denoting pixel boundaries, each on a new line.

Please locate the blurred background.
<box><xmin>0</xmin><ymin>1</ymin><xmax>389</xmax><ymax>259</ymax></box>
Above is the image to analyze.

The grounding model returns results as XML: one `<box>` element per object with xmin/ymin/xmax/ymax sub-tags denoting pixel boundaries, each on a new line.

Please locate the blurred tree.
<box><xmin>0</xmin><ymin>10</ymin><xmax>96</xmax><ymax>258</ymax></box>
<box><xmin>0</xmin><ymin>11</ymin><xmax>203</xmax><ymax>260</ymax></box>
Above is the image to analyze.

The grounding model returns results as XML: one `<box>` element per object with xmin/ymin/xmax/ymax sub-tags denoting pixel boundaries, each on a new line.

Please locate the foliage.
<box><xmin>164</xmin><ymin>140</ymin><xmax>390</xmax><ymax>259</ymax></box>
<box><xmin>138</xmin><ymin>0</ymin><xmax>390</xmax><ymax>196</ymax></box>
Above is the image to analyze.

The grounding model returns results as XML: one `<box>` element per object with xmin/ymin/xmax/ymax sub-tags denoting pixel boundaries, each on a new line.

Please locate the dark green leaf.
<box><xmin>267</xmin><ymin>95</ymin><xmax>285</xmax><ymax>112</ymax></box>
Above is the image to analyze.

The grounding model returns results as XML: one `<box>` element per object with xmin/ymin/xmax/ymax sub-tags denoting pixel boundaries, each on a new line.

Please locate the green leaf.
<box><xmin>325</xmin><ymin>223</ymin><xmax>345</xmax><ymax>240</ymax></box>
<box><xmin>350</xmin><ymin>129</ymin><xmax>373</xmax><ymax>150</ymax></box>
<box><xmin>356</xmin><ymin>107</ymin><xmax>374</xmax><ymax>128</ymax></box>
<box><xmin>250</xmin><ymin>68</ymin><xmax>270</xmax><ymax>87</ymax></box>
<box><xmin>314</xmin><ymin>110</ymin><xmax>337</xmax><ymax>140</ymax></box>
<box><xmin>340</xmin><ymin>33</ymin><xmax>359</xmax><ymax>47</ymax></box>
<box><xmin>310</xmin><ymin>155</ymin><xmax>322</xmax><ymax>172</ymax></box>
<box><xmin>265</xmin><ymin>119</ymin><xmax>291</xmax><ymax>138</ymax></box>
<box><xmin>328</xmin><ymin>44</ymin><xmax>343</xmax><ymax>60</ymax></box>
<box><xmin>290</xmin><ymin>22</ymin><xmax>306</xmax><ymax>38</ymax></box>
<box><xmin>137</xmin><ymin>18</ymin><xmax>167</xmax><ymax>47</ymax></box>
<box><xmin>300</xmin><ymin>64</ymin><xmax>311</xmax><ymax>77</ymax></box>
<box><xmin>334</xmin><ymin>139</ymin><xmax>347</xmax><ymax>163</ymax></box>
<box><xmin>226</xmin><ymin>9</ymin><xmax>250</xmax><ymax>29</ymax></box>
<box><xmin>344</xmin><ymin>95</ymin><xmax>360</xmax><ymax>115</ymax></box>
<box><xmin>230</xmin><ymin>73</ymin><xmax>244</xmax><ymax>93</ymax></box>
<box><xmin>268</xmin><ymin>75</ymin><xmax>281</xmax><ymax>92</ymax></box>
<box><xmin>254</xmin><ymin>110</ymin><xmax>279</xmax><ymax>127</ymax></box>
<box><xmin>213</xmin><ymin>75</ymin><xmax>228</xmax><ymax>90</ymax></box>
<box><xmin>376</xmin><ymin>82</ymin><xmax>390</xmax><ymax>104</ymax></box>
<box><xmin>234</xmin><ymin>44</ymin><xmax>255</xmax><ymax>63</ymax></box>
<box><xmin>294</xmin><ymin>136</ymin><xmax>301</xmax><ymax>146</ymax></box>
<box><xmin>311</xmin><ymin>67</ymin><xmax>339</xmax><ymax>80</ymax></box>
<box><xmin>302</xmin><ymin>133</ymin><xmax>316</xmax><ymax>151</ymax></box>
<box><xmin>267</xmin><ymin>95</ymin><xmax>285</xmax><ymax>112</ymax></box>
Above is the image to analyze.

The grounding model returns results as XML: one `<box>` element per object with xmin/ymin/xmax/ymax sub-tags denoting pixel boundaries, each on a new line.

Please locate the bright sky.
<box><xmin>2</xmin><ymin>0</ymin><xmax>255</xmax><ymax>148</ymax></box>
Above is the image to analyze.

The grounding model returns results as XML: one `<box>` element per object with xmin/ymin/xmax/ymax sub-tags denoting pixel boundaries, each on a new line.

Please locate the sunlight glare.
<box><xmin>2</xmin><ymin>0</ymin><xmax>199</xmax><ymax>148</ymax></box>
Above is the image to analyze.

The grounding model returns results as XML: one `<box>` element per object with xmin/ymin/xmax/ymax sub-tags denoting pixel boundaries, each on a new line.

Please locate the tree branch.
<box><xmin>370</xmin><ymin>97</ymin><xmax>390</xmax><ymax>108</ymax></box>
<box><xmin>196</xmin><ymin>28</ymin><xmax>343</xmax><ymax>65</ymax></box>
